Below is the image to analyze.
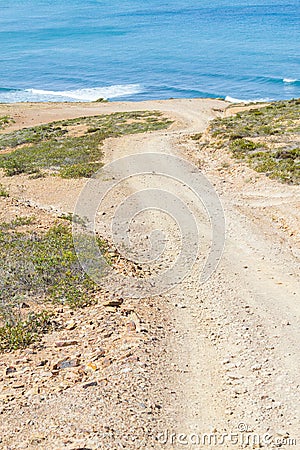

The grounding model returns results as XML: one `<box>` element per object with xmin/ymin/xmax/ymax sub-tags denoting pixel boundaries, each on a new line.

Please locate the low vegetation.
<box><xmin>0</xmin><ymin>311</ymin><xmax>56</xmax><ymax>352</ymax></box>
<box><xmin>0</xmin><ymin>217</ymin><xmax>110</xmax><ymax>351</ymax></box>
<box><xmin>0</xmin><ymin>115</ymin><xmax>14</xmax><ymax>130</ymax></box>
<box><xmin>0</xmin><ymin>182</ymin><xmax>9</xmax><ymax>197</ymax></box>
<box><xmin>0</xmin><ymin>110</ymin><xmax>172</xmax><ymax>352</ymax></box>
<box><xmin>0</xmin><ymin>111</ymin><xmax>172</xmax><ymax>178</ymax></box>
<box><xmin>197</xmin><ymin>99</ymin><xmax>300</xmax><ymax>184</ymax></box>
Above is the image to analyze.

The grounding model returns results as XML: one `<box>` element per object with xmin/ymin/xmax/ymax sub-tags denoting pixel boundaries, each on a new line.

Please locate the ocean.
<box><xmin>0</xmin><ymin>0</ymin><xmax>299</xmax><ymax>103</ymax></box>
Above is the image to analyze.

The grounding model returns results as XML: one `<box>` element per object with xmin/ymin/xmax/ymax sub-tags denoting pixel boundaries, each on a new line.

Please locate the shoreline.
<box><xmin>0</xmin><ymin>98</ymin><xmax>230</xmax><ymax>133</ymax></box>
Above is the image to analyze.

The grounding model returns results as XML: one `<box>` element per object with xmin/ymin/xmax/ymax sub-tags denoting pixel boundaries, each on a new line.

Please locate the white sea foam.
<box><xmin>26</xmin><ymin>84</ymin><xmax>142</xmax><ymax>101</ymax></box>
<box><xmin>0</xmin><ymin>84</ymin><xmax>142</xmax><ymax>103</ymax></box>
<box><xmin>283</xmin><ymin>78</ymin><xmax>298</xmax><ymax>84</ymax></box>
<box><xmin>225</xmin><ymin>95</ymin><xmax>270</xmax><ymax>104</ymax></box>
<box><xmin>225</xmin><ymin>96</ymin><xmax>248</xmax><ymax>103</ymax></box>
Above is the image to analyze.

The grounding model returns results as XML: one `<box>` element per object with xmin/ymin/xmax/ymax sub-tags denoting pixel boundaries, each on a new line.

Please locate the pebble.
<box><xmin>104</xmin><ymin>298</ymin><xmax>124</xmax><ymax>307</ymax></box>
<box><xmin>251</xmin><ymin>364</ymin><xmax>262</xmax><ymax>371</ymax></box>
<box><xmin>82</xmin><ymin>381</ymin><xmax>98</xmax><ymax>389</ymax></box>
<box><xmin>227</xmin><ymin>372</ymin><xmax>243</xmax><ymax>380</ymax></box>
<box><xmin>55</xmin><ymin>340</ymin><xmax>78</xmax><ymax>348</ymax></box>
<box><xmin>65</xmin><ymin>319</ymin><xmax>77</xmax><ymax>330</ymax></box>
<box><xmin>53</xmin><ymin>358</ymin><xmax>80</xmax><ymax>370</ymax></box>
<box><xmin>5</xmin><ymin>367</ymin><xmax>16</xmax><ymax>376</ymax></box>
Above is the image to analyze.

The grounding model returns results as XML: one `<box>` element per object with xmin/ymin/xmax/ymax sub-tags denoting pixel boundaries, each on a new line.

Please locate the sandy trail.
<box><xmin>98</xmin><ymin>99</ymin><xmax>300</xmax><ymax>447</ymax></box>
<box><xmin>81</xmin><ymin>99</ymin><xmax>298</xmax><ymax>447</ymax></box>
<box><xmin>0</xmin><ymin>99</ymin><xmax>299</xmax><ymax>448</ymax></box>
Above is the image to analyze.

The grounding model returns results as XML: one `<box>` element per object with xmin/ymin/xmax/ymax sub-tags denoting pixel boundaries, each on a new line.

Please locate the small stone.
<box><xmin>39</xmin><ymin>371</ymin><xmax>53</xmax><ymax>377</ymax></box>
<box><xmin>251</xmin><ymin>364</ymin><xmax>262</xmax><ymax>371</ymax></box>
<box><xmin>65</xmin><ymin>319</ymin><xmax>76</xmax><ymax>330</ymax></box>
<box><xmin>5</xmin><ymin>366</ymin><xmax>16</xmax><ymax>376</ymax></box>
<box><xmin>102</xmin><ymin>357</ymin><xmax>111</xmax><ymax>368</ymax></box>
<box><xmin>11</xmin><ymin>382</ymin><xmax>25</xmax><ymax>389</ymax></box>
<box><xmin>105</xmin><ymin>306</ymin><xmax>117</xmax><ymax>313</ymax></box>
<box><xmin>222</xmin><ymin>358</ymin><xmax>231</xmax><ymax>365</ymax></box>
<box><xmin>276</xmin><ymin>430</ymin><xmax>289</xmax><ymax>437</ymax></box>
<box><xmin>233</xmin><ymin>387</ymin><xmax>248</xmax><ymax>395</ymax></box>
<box><xmin>55</xmin><ymin>340</ymin><xmax>78</xmax><ymax>347</ymax></box>
<box><xmin>53</xmin><ymin>358</ymin><xmax>80</xmax><ymax>370</ymax></box>
<box><xmin>227</xmin><ymin>372</ymin><xmax>243</xmax><ymax>380</ymax></box>
<box><xmin>82</xmin><ymin>381</ymin><xmax>98</xmax><ymax>389</ymax></box>
<box><xmin>104</xmin><ymin>298</ymin><xmax>124</xmax><ymax>307</ymax></box>
<box><xmin>126</xmin><ymin>321</ymin><xmax>136</xmax><ymax>332</ymax></box>
<box><xmin>37</xmin><ymin>359</ymin><xmax>48</xmax><ymax>367</ymax></box>
<box><xmin>89</xmin><ymin>348</ymin><xmax>105</xmax><ymax>361</ymax></box>
<box><xmin>20</xmin><ymin>302</ymin><xmax>30</xmax><ymax>308</ymax></box>
<box><xmin>85</xmin><ymin>362</ymin><xmax>97</xmax><ymax>371</ymax></box>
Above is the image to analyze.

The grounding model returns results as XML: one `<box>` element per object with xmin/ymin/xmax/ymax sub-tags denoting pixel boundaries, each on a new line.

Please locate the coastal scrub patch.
<box><xmin>0</xmin><ymin>218</ymin><xmax>114</xmax><ymax>351</ymax></box>
<box><xmin>210</xmin><ymin>99</ymin><xmax>300</xmax><ymax>138</ymax></box>
<box><xmin>0</xmin><ymin>221</ymin><xmax>107</xmax><ymax>311</ymax></box>
<box><xmin>0</xmin><ymin>182</ymin><xmax>9</xmax><ymax>197</ymax></box>
<box><xmin>0</xmin><ymin>115</ymin><xmax>14</xmax><ymax>130</ymax></box>
<box><xmin>0</xmin><ymin>111</ymin><xmax>172</xmax><ymax>178</ymax></box>
<box><xmin>195</xmin><ymin>99</ymin><xmax>300</xmax><ymax>184</ymax></box>
<box><xmin>0</xmin><ymin>311</ymin><xmax>56</xmax><ymax>352</ymax></box>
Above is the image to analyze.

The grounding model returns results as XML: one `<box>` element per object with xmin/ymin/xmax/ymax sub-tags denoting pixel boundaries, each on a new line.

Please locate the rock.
<box><xmin>126</xmin><ymin>321</ymin><xmax>136</xmax><ymax>332</ymax></box>
<box><xmin>5</xmin><ymin>366</ymin><xmax>16</xmax><ymax>376</ymax></box>
<box><xmin>55</xmin><ymin>340</ymin><xmax>78</xmax><ymax>347</ymax></box>
<box><xmin>222</xmin><ymin>358</ymin><xmax>231</xmax><ymax>365</ymax></box>
<box><xmin>104</xmin><ymin>298</ymin><xmax>124</xmax><ymax>307</ymax></box>
<box><xmin>85</xmin><ymin>362</ymin><xmax>97</xmax><ymax>372</ymax></box>
<box><xmin>20</xmin><ymin>302</ymin><xmax>30</xmax><ymax>308</ymax></box>
<box><xmin>53</xmin><ymin>358</ymin><xmax>80</xmax><ymax>370</ymax></box>
<box><xmin>105</xmin><ymin>306</ymin><xmax>117</xmax><ymax>313</ymax></box>
<box><xmin>37</xmin><ymin>360</ymin><xmax>48</xmax><ymax>367</ymax></box>
<box><xmin>128</xmin><ymin>312</ymin><xmax>141</xmax><ymax>332</ymax></box>
<box><xmin>82</xmin><ymin>381</ymin><xmax>98</xmax><ymax>389</ymax></box>
<box><xmin>38</xmin><ymin>371</ymin><xmax>53</xmax><ymax>377</ymax></box>
<box><xmin>227</xmin><ymin>372</ymin><xmax>243</xmax><ymax>380</ymax></box>
<box><xmin>11</xmin><ymin>382</ymin><xmax>25</xmax><ymax>389</ymax></box>
<box><xmin>102</xmin><ymin>357</ymin><xmax>111</xmax><ymax>368</ymax></box>
<box><xmin>276</xmin><ymin>430</ymin><xmax>289</xmax><ymax>437</ymax></box>
<box><xmin>233</xmin><ymin>387</ymin><xmax>248</xmax><ymax>395</ymax></box>
<box><xmin>65</xmin><ymin>319</ymin><xmax>76</xmax><ymax>330</ymax></box>
<box><xmin>90</xmin><ymin>348</ymin><xmax>105</xmax><ymax>360</ymax></box>
<box><xmin>251</xmin><ymin>364</ymin><xmax>262</xmax><ymax>371</ymax></box>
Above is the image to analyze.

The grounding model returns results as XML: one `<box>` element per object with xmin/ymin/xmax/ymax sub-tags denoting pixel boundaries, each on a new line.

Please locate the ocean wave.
<box><xmin>0</xmin><ymin>84</ymin><xmax>142</xmax><ymax>103</ymax></box>
<box><xmin>225</xmin><ymin>96</ymin><xmax>271</xmax><ymax>104</ymax></box>
<box><xmin>283</xmin><ymin>78</ymin><xmax>298</xmax><ymax>84</ymax></box>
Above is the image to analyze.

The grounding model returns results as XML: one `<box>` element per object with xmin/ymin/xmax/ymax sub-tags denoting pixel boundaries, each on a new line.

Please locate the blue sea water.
<box><xmin>0</xmin><ymin>0</ymin><xmax>299</xmax><ymax>103</ymax></box>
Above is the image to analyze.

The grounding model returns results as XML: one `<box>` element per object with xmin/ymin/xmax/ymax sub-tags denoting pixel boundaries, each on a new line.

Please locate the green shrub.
<box><xmin>0</xmin><ymin>311</ymin><xmax>55</xmax><ymax>351</ymax></box>
<box><xmin>0</xmin><ymin>111</ymin><xmax>172</xmax><ymax>178</ymax></box>
<box><xmin>206</xmin><ymin>99</ymin><xmax>300</xmax><ymax>184</ymax></box>
<box><xmin>0</xmin><ymin>115</ymin><xmax>14</xmax><ymax>130</ymax></box>
<box><xmin>0</xmin><ymin>183</ymin><xmax>9</xmax><ymax>197</ymax></box>
<box><xmin>0</xmin><ymin>222</ymin><xmax>102</xmax><ymax>311</ymax></box>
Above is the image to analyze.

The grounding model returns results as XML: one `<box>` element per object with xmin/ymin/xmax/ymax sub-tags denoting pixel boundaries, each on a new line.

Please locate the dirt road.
<box><xmin>0</xmin><ymin>99</ymin><xmax>299</xmax><ymax>449</ymax></box>
<box><xmin>96</xmin><ymin>99</ymin><xmax>300</xmax><ymax>448</ymax></box>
